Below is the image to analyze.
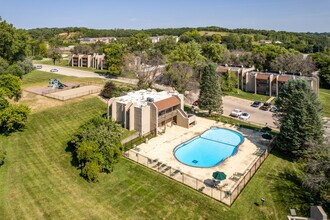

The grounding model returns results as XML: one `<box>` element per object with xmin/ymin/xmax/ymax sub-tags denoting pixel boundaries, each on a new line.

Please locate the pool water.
<box><xmin>174</xmin><ymin>127</ymin><xmax>244</xmax><ymax>167</ymax></box>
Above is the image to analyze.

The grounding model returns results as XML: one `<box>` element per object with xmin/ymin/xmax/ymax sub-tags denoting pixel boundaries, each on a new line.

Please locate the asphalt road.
<box><xmin>223</xmin><ymin>96</ymin><xmax>277</xmax><ymax>129</ymax></box>
<box><xmin>35</xmin><ymin>64</ymin><xmax>277</xmax><ymax>129</ymax></box>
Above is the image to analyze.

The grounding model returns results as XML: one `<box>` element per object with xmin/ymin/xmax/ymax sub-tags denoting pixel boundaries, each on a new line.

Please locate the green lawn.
<box><xmin>0</xmin><ymin>96</ymin><xmax>312</xmax><ymax>219</ymax></box>
<box><xmin>319</xmin><ymin>88</ymin><xmax>330</xmax><ymax>117</ymax></box>
<box><xmin>23</xmin><ymin>70</ymin><xmax>135</xmax><ymax>91</ymax></box>
<box><xmin>225</xmin><ymin>90</ymin><xmax>271</xmax><ymax>103</ymax></box>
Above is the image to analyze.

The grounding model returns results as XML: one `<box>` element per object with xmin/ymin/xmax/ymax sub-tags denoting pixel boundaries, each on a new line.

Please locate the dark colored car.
<box><xmin>260</xmin><ymin>102</ymin><xmax>271</xmax><ymax>111</ymax></box>
<box><xmin>251</xmin><ymin>101</ymin><xmax>261</xmax><ymax>107</ymax></box>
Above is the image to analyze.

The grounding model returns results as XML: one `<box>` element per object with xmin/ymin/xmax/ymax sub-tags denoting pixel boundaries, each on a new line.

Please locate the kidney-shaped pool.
<box><xmin>173</xmin><ymin>127</ymin><xmax>244</xmax><ymax>168</ymax></box>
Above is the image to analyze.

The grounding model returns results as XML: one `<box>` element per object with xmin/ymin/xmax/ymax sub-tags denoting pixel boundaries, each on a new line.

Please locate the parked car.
<box><xmin>230</xmin><ymin>109</ymin><xmax>242</xmax><ymax>117</ymax></box>
<box><xmin>239</xmin><ymin>112</ymin><xmax>250</xmax><ymax>120</ymax></box>
<box><xmin>35</xmin><ymin>65</ymin><xmax>42</xmax><ymax>69</ymax></box>
<box><xmin>50</xmin><ymin>68</ymin><xmax>59</xmax><ymax>72</ymax></box>
<box><xmin>251</xmin><ymin>101</ymin><xmax>261</xmax><ymax>107</ymax></box>
<box><xmin>270</xmin><ymin>106</ymin><xmax>278</xmax><ymax>112</ymax></box>
<box><xmin>260</xmin><ymin>102</ymin><xmax>271</xmax><ymax>111</ymax></box>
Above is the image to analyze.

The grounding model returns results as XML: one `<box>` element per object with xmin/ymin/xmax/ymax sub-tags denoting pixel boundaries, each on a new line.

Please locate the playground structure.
<box><xmin>48</xmin><ymin>79</ymin><xmax>68</xmax><ymax>89</ymax></box>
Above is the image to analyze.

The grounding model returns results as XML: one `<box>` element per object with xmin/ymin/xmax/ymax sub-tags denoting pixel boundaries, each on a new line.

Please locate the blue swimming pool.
<box><xmin>174</xmin><ymin>127</ymin><xmax>244</xmax><ymax>167</ymax></box>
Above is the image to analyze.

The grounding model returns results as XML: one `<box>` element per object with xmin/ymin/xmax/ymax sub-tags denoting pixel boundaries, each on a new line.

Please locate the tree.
<box><xmin>127</xmin><ymin>32</ymin><xmax>151</xmax><ymax>52</ymax></box>
<box><xmin>270</xmin><ymin>53</ymin><xmax>316</xmax><ymax>75</ymax></box>
<box><xmin>104</xmin><ymin>43</ymin><xmax>125</xmax><ymax>75</ymax></box>
<box><xmin>220</xmin><ymin>70</ymin><xmax>238</xmax><ymax>92</ymax></box>
<box><xmin>168</xmin><ymin>41</ymin><xmax>206</xmax><ymax>67</ymax></box>
<box><xmin>302</xmin><ymin>142</ymin><xmax>330</xmax><ymax>211</ymax></box>
<box><xmin>199</xmin><ymin>64</ymin><xmax>223</xmax><ymax>115</ymax></box>
<box><xmin>252</xmin><ymin>44</ymin><xmax>293</xmax><ymax>70</ymax></box>
<box><xmin>6</xmin><ymin>64</ymin><xmax>24</xmax><ymax>79</ymax></box>
<box><xmin>311</xmin><ymin>52</ymin><xmax>330</xmax><ymax>88</ymax></box>
<box><xmin>164</xmin><ymin>62</ymin><xmax>195</xmax><ymax>93</ymax></box>
<box><xmin>100</xmin><ymin>81</ymin><xmax>119</xmax><ymax>99</ymax></box>
<box><xmin>17</xmin><ymin>58</ymin><xmax>34</xmax><ymax>75</ymax></box>
<box><xmin>179</xmin><ymin>30</ymin><xmax>204</xmax><ymax>43</ymax></box>
<box><xmin>0</xmin><ymin>57</ymin><xmax>9</xmax><ymax>74</ymax></box>
<box><xmin>201</xmin><ymin>42</ymin><xmax>227</xmax><ymax>63</ymax></box>
<box><xmin>154</xmin><ymin>37</ymin><xmax>177</xmax><ymax>55</ymax></box>
<box><xmin>72</xmin><ymin>45</ymin><xmax>93</xmax><ymax>54</ymax></box>
<box><xmin>275</xmin><ymin>80</ymin><xmax>324</xmax><ymax>158</ymax></box>
<box><xmin>70</xmin><ymin>116</ymin><xmax>123</xmax><ymax>182</ymax></box>
<box><xmin>123</xmin><ymin>50</ymin><xmax>165</xmax><ymax>89</ymax></box>
<box><xmin>0</xmin><ymin>18</ymin><xmax>32</xmax><ymax>62</ymax></box>
<box><xmin>49</xmin><ymin>47</ymin><xmax>61</xmax><ymax>65</ymax></box>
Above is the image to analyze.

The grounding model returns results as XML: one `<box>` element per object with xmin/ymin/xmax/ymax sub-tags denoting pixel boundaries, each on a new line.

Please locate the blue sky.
<box><xmin>0</xmin><ymin>0</ymin><xmax>329</xmax><ymax>32</ymax></box>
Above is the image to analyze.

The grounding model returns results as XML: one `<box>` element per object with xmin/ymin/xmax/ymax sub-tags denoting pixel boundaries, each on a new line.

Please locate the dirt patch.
<box><xmin>17</xmin><ymin>91</ymin><xmax>100</xmax><ymax>114</ymax></box>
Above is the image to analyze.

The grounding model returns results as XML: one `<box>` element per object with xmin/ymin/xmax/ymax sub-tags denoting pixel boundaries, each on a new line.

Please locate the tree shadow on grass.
<box><xmin>270</xmin><ymin>147</ymin><xmax>295</xmax><ymax>163</ymax></box>
<box><xmin>268</xmin><ymin>167</ymin><xmax>312</xmax><ymax>216</ymax></box>
<box><xmin>65</xmin><ymin>140</ymin><xmax>79</xmax><ymax>168</ymax></box>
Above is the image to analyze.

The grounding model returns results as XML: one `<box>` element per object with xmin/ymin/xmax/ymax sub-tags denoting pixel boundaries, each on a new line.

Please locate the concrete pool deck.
<box><xmin>132</xmin><ymin>116</ymin><xmax>269</xmax><ymax>192</ymax></box>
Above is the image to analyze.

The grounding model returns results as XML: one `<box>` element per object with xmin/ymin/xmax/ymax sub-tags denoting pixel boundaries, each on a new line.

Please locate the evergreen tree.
<box><xmin>199</xmin><ymin>64</ymin><xmax>223</xmax><ymax>115</ymax></box>
<box><xmin>275</xmin><ymin>80</ymin><xmax>324</xmax><ymax>158</ymax></box>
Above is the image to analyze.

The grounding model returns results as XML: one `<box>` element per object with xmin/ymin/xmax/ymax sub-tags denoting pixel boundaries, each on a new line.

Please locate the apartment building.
<box><xmin>68</xmin><ymin>53</ymin><xmax>107</xmax><ymax>70</ymax></box>
<box><xmin>108</xmin><ymin>89</ymin><xmax>196</xmax><ymax>136</ymax></box>
<box><xmin>79</xmin><ymin>37</ymin><xmax>117</xmax><ymax>44</ymax></box>
<box><xmin>217</xmin><ymin>65</ymin><xmax>319</xmax><ymax>96</ymax></box>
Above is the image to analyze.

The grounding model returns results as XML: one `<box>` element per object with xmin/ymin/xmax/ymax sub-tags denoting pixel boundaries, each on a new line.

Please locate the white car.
<box><xmin>50</xmin><ymin>68</ymin><xmax>59</xmax><ymax>73</ymax></box>
<box><xmin>35</xmin><ymin>65</ymin><xmax>42</xmax><ymax>69</ymax></box>
<box><xmin>230</xmin><ymin>109</ymin><xmax>242</xmax><ymax>117</ymax></box>
<box><xmin>239</xmin><ymin>112</ymin><xmax>250</xmax><ymax>120</ymax></box>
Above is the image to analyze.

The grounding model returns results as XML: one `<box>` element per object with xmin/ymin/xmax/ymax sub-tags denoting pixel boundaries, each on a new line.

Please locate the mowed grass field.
<box><xmin>320</xmin><ymin>88</ymin><xmax>330</xmax><ymax>117</ymax></box>
<box><xmin>0</xmin><ymin>96</ymin><xmax>311</xmax><ymax>219</ymax></box>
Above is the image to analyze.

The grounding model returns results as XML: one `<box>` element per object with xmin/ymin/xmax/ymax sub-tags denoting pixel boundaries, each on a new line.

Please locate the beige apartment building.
<box><xmin>217</xmin><ymin>65</ymin><xmax>319</xmax><ymax>96</ymax></box>
<box><xmin>68</xmin><ymin>53</ymin><xmax>107</xmax><ymax>70</ymax></box>
<box><xmin>108</xmin><ymin>90</ymin><xmax>196</xmax><ymax>136</ymax></box>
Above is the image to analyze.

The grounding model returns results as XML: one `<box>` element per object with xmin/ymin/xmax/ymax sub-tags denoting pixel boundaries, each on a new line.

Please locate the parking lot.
<box><xmin>223</xmin><ymin>96</ymin><xmax>277</xmax><ymax>129</ymax></box>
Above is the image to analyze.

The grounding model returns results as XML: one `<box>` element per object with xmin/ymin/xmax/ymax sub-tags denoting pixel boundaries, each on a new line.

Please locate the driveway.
<box><xmin>223</xmin><ymin>96</ymin><xmax>277</xmax><ymax>129</ymax></box>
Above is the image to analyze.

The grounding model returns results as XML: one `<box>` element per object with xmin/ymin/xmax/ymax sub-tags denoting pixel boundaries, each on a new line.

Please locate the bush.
<box><xmin>33</xmin><ymin>56</ymin><xmax>43</xmax><ymax>60</ymax></box>
<box><xmin>0</xmin><ymin>104</ymin><xmax>30</xmax><ymax>134</ymax></box>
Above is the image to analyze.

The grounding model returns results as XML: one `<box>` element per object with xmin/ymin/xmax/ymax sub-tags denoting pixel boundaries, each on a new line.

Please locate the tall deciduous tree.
<box><xmin>275</xmin><ymin>80</ymin><xmax>324</xmax><ymax>158</ymax></box>
<box><xmin>311</xmin><ymin>52</ymin><xmax>330</xmax><ymax>88</ymax></box>
<box><xmin>201</xmin><ymin>42</ymin><xmax>227</xmax><ymax>63</ymax></box>
<box><xmin>168</xmin><ymin>41</ymin><xmax>206</xmax><ymax>67</ymax></box>
<box><xmin>104</xmin><ymin>43</ymin><xmax>125</xmax><ymax>75</ymax></box>
<box><xmin>0</xmin><ymin>18</ymin><xmax>32</xmax><ymax>62</ymax></box>
<box><xmin>164</xmin><ymin>62</ymin><xmax>195</xmax><ymax>93</ymax></box>
<box><xmin>199</xmin><ymin>64</ymin><xmax>223</xmax><ymax>115</ymax></box>
<box><xmin>127</xmin><ymin>32</ymin><xmax>151</xmax><ymax>52</ymax></box>
<box><xmin>270</xmin><ymin>53</ymin><xmax>316</xmax><ymax>75</ymax></box>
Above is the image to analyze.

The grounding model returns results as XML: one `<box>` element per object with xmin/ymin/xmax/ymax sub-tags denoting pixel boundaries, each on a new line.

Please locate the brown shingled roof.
<box><xmin>256</xmin><ymin>74</ymin><xmax>269</xmax><ymax>80</ymax></box>
<box><xmin>216</xmin><ymin>66</ymin><xmax>229</xmax><ymax>73</ymax></box>
<box><xmin>278</xmin><ymin>75</ymin><xmax>290</xmax><ymax>82</ymax></box>
<box><xmin>154</xmin><ymin>96</ymin><xmax>180</xmax><ymax>111</ymax></box>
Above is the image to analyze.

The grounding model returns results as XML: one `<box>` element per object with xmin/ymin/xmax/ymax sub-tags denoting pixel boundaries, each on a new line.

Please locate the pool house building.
<box><xmin>108</xmin><ymin>89</ymin><xmax>196</xmax><ymax>136</ymax></box>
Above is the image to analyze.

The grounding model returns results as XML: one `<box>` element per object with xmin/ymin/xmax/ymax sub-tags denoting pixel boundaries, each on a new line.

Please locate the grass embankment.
<box><xmin>34</xmin><ymin>59</ymin><xmax>137</xmax><ymax>79</ymax></box>
<box><xmin>0</xmin><ymin>96</ymin><xmax>310</xmax><ymax>219</ymax></box>
<box><xmin>225</xmin><ymin>90</ymin><xmax>271</xmax><ymax>103</ymax></box>
<box><xmin>319</xmin><ymin>88</ymin><xmax>330</xmax><ymax>117</ymax></box>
